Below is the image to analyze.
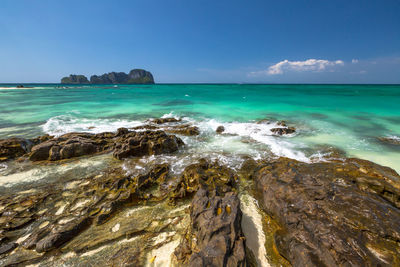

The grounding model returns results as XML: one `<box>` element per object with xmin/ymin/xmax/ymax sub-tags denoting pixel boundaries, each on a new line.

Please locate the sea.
<box><xmin>1</xmin><ymin>83</ymin><xmax>399</xmax><ymax>177</ymax></box>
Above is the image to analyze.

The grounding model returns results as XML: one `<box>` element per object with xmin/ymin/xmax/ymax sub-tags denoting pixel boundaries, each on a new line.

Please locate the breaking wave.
<box><xmin>42</xmin><ymin>115</ymin><xmax>144</xmax><ymax>136</ymax></box>
<box><xmin>41</xmin><ymin>113</ymin><xmax>325</xmax><ymax>164</ymax></box>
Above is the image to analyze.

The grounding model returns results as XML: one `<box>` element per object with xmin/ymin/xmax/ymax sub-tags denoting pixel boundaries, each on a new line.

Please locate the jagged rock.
<box><xmin>270</xmin><ymin>127</ymin><xmax>296</xmax><ymax>135</ymax></box>
<box><xmin>127</xmin><ymin>69</ymin><xmax>154</xmax><ymax>84</ymax></box>
<box><xmin>61</xmin><ymin>75</ymin><xmax>90</xmax><ymax>84</ymax></box>
<box><xmin>378</xmin><ymin>136</ymin><xmax>400</xmax><ymax>146</ymax></box>
<box><xmin>89</xmin><ymin>69</ymin><xmax>154</xmax><ymax>84</ymax></box>
<box><xmin>150</xmin><ymin>118</ymin><xmax>182</xmax><ymax>124</ymax></box>
<box><xmin>165</xmin><ymin>125</ymin><xmax>200</xmax><ymax>136</ymax></box>
<box><xmin>216</xmin><ymin>126</ymin><xmax>225</xmax><ymax>134</ymax></box>
<box><xmin>113</xmin><ymin>130</ymin><xmax>184</xmax><ymax>159</ymax></box>
<box><xmin>29</xmin><ymin>141</ymin><xmax>57</xmax><ymax>161</ymax></box>
<box><xmin>0</xmin><ymin>242</ymin><xmax>17</xmax><ymax>255</ymax></box>
<box><xmin>36</xmin><ymin>217</ymin><xmax>91</xmax><ymax>253</ymax></box>
<box><xmin>131</xmin><ymin>125</ymin><xmax>158</xmax><ymax>130</ymax></box>
<box><xmin>0</xmin><ymin>161</ymin><xmax>187</xmax><ymax>265</ymax></box>
<box><xmin>174</xmin><ymin>188</ymin><xmax>246</xmax><ymax>266</ymax></box>
<box><xmin>22</xmin><ymin>227</ymin><xmax>52</xmax><ymax>250</ymax></box>
<box><xmin>131</xmin><ymin>121</ymin><xmax>200</xmax><ymax>136</ymax></box>
<box><xmin>29</xmin><ymin>134</ymin><xmax>53</xmax><ymax>145</ymax></box>
<box><xmin>28</xmin><ymin>130</ymin><xmax>184</xmax><ymax>161</ymax></box>
<box><xmin>29</xmin><ymin>137</ymin><xmax>98</xmax><ymax>162</ymax></box>
<box><xmin>253</xmin><ymin>157</ymin><xmax>400</xmax><ymax>267</ymax></box>
<box><xmin>256</xmin><ymin>119</ymin><xmax>273</xmax><ymax>124</ymax></box>
<box><xmin>257</xmin><ymin>119</ymin><xmax>288</xmax><ymax>127</ymax></box>
<box><xmin>90</xmin><ymin>72</ymin><xmax>128</xmax><ymax>84</ymax></box>
<box><xmin>277</xmin><ymin>120</ymin><xmax>287</xmax><ymax>126</ymax></box>
<box><xmin>0</xmin><ymin>138</ymin><xmax>32</xmax><ymax>161</ymax></box>
<box><xmin>170</xmin><ymin>159</ymin><xmax>235</xmax><ymax>200</ymax></box>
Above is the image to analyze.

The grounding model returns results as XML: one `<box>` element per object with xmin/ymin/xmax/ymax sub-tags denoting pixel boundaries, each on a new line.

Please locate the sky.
<box><xmin>1</xmin><ymin>0</ymin><xmax>400</xmax><ymax>83</ymax></box>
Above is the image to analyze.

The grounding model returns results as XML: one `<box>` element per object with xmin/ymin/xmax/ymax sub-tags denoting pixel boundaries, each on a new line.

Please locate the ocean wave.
<box><xmin>42</xmin><ymin>113</ymin><xmax>315</xmax><ymax>163</ymax></box>
<box><xmin>42</xmin><ymin>115</ymin><xmax>144</xmax><ymax>136</ymax></box>
<box><xmin>190</xmin><ymin>118</ymin><xmax>310</xmax><ymax>162</ymax></box>
<box><xmin>388</xmin><ymin>135</ymin><xmax>400</xmax><ymax>141</ymax></box>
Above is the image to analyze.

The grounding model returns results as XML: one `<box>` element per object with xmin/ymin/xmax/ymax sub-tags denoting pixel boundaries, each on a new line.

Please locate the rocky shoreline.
<box><xmin>0</xmin><ymin>118</ymin><xmax>399</xmax><ymax>266</ymax></box>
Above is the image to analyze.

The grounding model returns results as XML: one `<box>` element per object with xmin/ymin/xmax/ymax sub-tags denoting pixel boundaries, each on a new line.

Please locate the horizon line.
<box><xmin>1</xmin><ymin>82</ymin><xmax>400</xmax><ymax>85</ymax></box>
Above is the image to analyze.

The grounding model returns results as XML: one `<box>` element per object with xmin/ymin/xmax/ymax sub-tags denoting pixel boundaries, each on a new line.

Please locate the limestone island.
<box><xmin>61</xmin><ymin>69</ymin><xmax>154</xmax><ymax>84</ymax></box>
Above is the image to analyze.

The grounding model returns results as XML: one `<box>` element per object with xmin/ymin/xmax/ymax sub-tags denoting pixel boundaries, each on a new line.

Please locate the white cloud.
<box><xmin>249</xmin><ymin>59</ymin><xmax>344</xmax><ymax>76</ymax></box>
<box><xmin>352</xmin><ymin>59</ymin><xmax>359</xmax><ymax>64</ymax></box>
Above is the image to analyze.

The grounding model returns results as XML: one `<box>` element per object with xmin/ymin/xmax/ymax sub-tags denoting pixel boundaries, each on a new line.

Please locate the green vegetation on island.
<box><xmin>60</xmin><ymin>75</ymin><xmax>90</xmax><ymax>84</ymax></box>
<box><xmin>61</xmin><ymin>69</ymin><xmax>154</xmax><ymax>84</ymax></box>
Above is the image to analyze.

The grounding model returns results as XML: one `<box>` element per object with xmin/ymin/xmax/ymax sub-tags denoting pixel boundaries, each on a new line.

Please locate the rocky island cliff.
<box><xmin>61</xmin><ymin>69</ymin><xmax>154</xmax><ymax>84</ymax></box>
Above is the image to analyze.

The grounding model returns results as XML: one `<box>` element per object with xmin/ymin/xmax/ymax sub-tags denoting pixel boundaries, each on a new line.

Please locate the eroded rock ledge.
<box><xmin>1</xmin><ymin>128</ymin><xmax>184</xmax><ymax>163</ymax></box>
<box><xmin>1</xmin><ymin>126</ymin><xmax>400</xmax><ymax>266</ymax></box>
<box><xmin>251</xmin><ymin>157</ymin><xmax>400</xmax><ymax>266</ymax></box>
<box><xmin>174</xmin><ymin>189</ymin><xmax>247</xmax><ymax>266</ymax></box>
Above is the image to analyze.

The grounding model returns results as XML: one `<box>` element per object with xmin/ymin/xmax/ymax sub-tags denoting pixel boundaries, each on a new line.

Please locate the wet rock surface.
<box><xmin>171</xmin><ymin>159</ymin><xmax>236</xmax><ymax>199</ymax></box>
<box><xmin>133</xmin><ymin>118</ymin><xmax>201</xmax><ymax>136</ymax></box>
<box><xmin>0</xmin><ymin>157</ymin><xmax>249</xmax><ymax>266</ymax></box>
<box><xmin>0</xmin><ymin>138</ymin><xmax>32</xmax><ymax>162</ymax></box>
<box><xmin>216</xmin><ymin>125</ymin><xmax>225</xmax><ymax>134</ymax></box>
<box><xmin>378</xmin><ymin>136</ymin><xmax>400</xmax><ymax>146</ymax></box>
<box><xmin>0</xmin><ymin>162</ymin><xmax>184</xmax><ymax>266</ymax></box>
<box><xmin>0</xmin><ymin>135</ymin><xmax>52</xmax><ymax>162</ymax></box>
<box><xmin>270</xmin><ymin>127</ymin><xmax>296</xmax><ymax>135</ymax></box>
<box><xmin>113</xmin><ymin>130</ymin><xmax>184</xmax><ymax>159</ymax></box>
<box><xmin>0</xmin><ymin>128</ymin><xmax>184</xmax><ymax>162</ymax></box>
<box><xmin>175</xmin><ymin>189</ymin><xmax>247</xmax><ymax>267</ymax></box>
<box><xmin>253</xmin><ymin>157</ymin><xmax>400</xmax><ymax>267</ymax></box>
<box><xmin>149</xmin><ymin>118</ymin><xmax>182</xmax><ymax>124</ymax></box>
<box><xmin>1</xmin><ymin>121</ymin><xmax>400</xmax><ymax>267</ymax></box>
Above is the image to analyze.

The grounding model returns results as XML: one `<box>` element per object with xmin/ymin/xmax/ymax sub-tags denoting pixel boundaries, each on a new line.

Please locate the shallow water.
<box><xmin>0</xmin><ymin>83</ymin><xmax>399</xmax><ymax>173</ymax></box>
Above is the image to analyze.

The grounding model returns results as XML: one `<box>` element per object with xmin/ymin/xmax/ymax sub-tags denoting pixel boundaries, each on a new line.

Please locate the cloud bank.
<box><xmin>250</xmin><ymin>59</ymin><xmax>344</xmax><ymax>76</ymax></box>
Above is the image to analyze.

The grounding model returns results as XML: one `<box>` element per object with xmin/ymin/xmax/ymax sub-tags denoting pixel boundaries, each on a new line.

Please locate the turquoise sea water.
<box><xmin>1</xmin><ymin>84</ymin><xmax>400</xmax><ymax>173</ymax></box>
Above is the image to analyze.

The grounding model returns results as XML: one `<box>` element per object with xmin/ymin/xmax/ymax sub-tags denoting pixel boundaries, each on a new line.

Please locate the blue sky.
<box><xmin>1</xmin><ymin>0</ymin><xmax>399</xmax><ymax>83</ymax></box>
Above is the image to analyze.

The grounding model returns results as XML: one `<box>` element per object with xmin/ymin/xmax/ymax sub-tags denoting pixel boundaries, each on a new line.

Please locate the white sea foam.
<box><xmin>42</xmin><ymin>113</ymin><xmax>312</xmax><ymax>165</ymax></box>
<box><xmin>191</xmin><ymin>118</ymin><xmax>310</xmax><ymax>162</ymax></box>
<box><xmin>388</xmin><ymin>135</ymin><xmax>400</xmax><ymax>141</ymax></box>
<box><xmin>160</xmin><ymin>111</ymin><xmax>180</xmax><ymax>119</ymax></box>
<box><xmin>42</xmin><ymin>115</ymin><xmax>144</xmax><ymax>136</ymax></box>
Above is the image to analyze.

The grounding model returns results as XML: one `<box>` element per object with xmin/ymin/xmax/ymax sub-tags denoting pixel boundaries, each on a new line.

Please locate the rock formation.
<box><xmin>251</xmin><ymin>157</ymin><xmax>400</xmax><ymax>266</ymax></box>
<box><xmin>60</xmin><ymin>75</ymin><xmax>90</xmax><ymax>84</ymax></box>
<box><xmin>61</xmin><ymin>69</ymin><xmax>154</xmax><ymax>84</ymax></box>
<box><xmin>1</xmin><ymin>118</ymin><xmax>400</xmax><ymax>266</ymax></box>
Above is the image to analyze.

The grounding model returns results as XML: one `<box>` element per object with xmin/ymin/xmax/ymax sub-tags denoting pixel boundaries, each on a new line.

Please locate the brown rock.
<box><xmin>253</xmin><ymin>157</ymin><xmax>400</xmax><ymax>266</ymax></box>
<box><xmin>256</xmin><ymin>119</ymin><xmax>273</xmax><ymax>124</ymax></box>
<box><xmin>36</xmin><ymin>217</ymin><xmax>91</xmax><ymax>253</ymax></box>
<box><xmin>150</xmin><ymin>118</ymin><xmax>181</xmax><ymax>124</ymax></box>
<box><xmin>378</xmin><ymin>136</ymin><xmax>400</xmax><ymax>146</ymax></box>
<box><xmin>277</xmin><ymin>120</ymin><xmax>287</xmax><ymax>126</ymax></box>
<box><xmin>59</xmin><ymin>139</ymin><xmax>97</xmax><ymax>159</ymax></box>
<box><xmin>216</xmin><ymin>126</ymin><xmax>225</xmax><ymax>134</ymax></box>
<box><xmin>0</xmin><ymin>242</ymin><xmax>17</xmax><ymax>255</ymax></box>
<box><xmin>21</xmin><ymin>226</ymin><xmax>53</xmax><ymax>250</ymax></box>
<box><xmin>175</xmin><ymin>188</ymin><xmax>246</xmax><ymax>266</ymax></box>
<box><xmin>170</xmin><ymin>159</ymin><xmax>235</xmax><ymax>200</ymax></box>
<box><xmin>0</xmin><ymin>138</ymin><xmax>32</xmax><ymax>161</ymax></box>
<box><xmin>29</xmin><ymin>141</ymin><xmax>56</xmax><ymax>161</ymax></box>
<box><xmin>113</xmin><ymin>130</ymin><xmax>184</xmax><ymax>160</ymax></box>
<box><xmin>270</xmin><ymin>127</ymin><xmax>296</xmax><ymax>135</ymax></box>
<box><xmin>166</xmin><ymin>125</ymin><xmax>200</xmax><ymax>136</ymax></box>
